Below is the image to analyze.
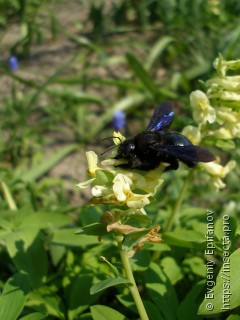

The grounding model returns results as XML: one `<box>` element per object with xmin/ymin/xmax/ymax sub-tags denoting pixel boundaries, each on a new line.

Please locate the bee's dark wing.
<box><xmin>147</xmin><ymin>101</ymin><xmax>174</xmax><ymax>132</ymax></box>
<box><xmin>153</xmin><ymin>145</ymin><xmax>215</xmax><ymax>163</ymax></box>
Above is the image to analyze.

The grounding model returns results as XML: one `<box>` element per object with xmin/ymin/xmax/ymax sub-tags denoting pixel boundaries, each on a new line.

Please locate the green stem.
<box><xmin>152</xmin><ymin>169</ymin><xmax>194</xmax><ymax>262</ymax></box>
<box><xmin>1</xmin><ymin>181</ymin><xmax>18</xmax><ymax>210</ymax></box>
<box><xmin>116</xmin><ymin>235</ymin><xmax>149</xmax><ymax>320</ymax></box>
<box><xmin>165</xmin><ymin>169</ymin><xmax>194</xmax><ymax>232</ymax></box>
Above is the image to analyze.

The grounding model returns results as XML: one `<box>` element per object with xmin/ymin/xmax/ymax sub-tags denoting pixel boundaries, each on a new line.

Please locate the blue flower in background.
<box><xmin>112</xmin><ymin>111</ymin><xmax>126</xmax><ymax>131</ymax></box>
<box><xmin>8</xmin><ymin>56</ymin><xmax>19</xmax><ymax>71</ymax></box>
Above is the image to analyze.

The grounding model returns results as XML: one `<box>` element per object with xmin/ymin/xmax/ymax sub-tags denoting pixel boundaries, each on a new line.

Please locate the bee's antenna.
<box><xmin>101</xmin><ymin>144</ymin><xmax>119</xmax><ymax>155</ymax></box>
<box><xmin>100</xmin><ymin>136</ymin><xmax>122</xmax><ymax>155</ymax></box>
<box><xmin>101</xmin><ymin>136</ymin><xmax>122</xmax><ymax>142</ymax></box>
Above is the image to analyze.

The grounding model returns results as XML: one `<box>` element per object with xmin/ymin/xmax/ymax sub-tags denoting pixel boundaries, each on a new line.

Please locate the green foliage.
<box><xmin>0</xmin><ymin>272</ymin><xmax>30</xmax><ymax>320</ymax></box>
<box><xmin>0</xmin><ymin>0</ymin><xmax>240</xmax><ymax>319</ymax></box>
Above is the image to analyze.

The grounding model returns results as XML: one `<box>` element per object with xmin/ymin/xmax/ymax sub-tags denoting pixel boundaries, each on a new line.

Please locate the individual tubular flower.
<box><xmin>190</xmin><ymin>90</ymin><xmax>216</xmax><ymax>124</ymax></box>
<box><xmin>182</xmin><ymin>125</ymin><xmax>202</xmax><ymax>145</ymax></box>
<box><xmin>215</xmin><ymin>107</ymin><xmax>239</xmax><ymax>125</ymax></box>
<box><xmin>86</xmin><ymin>150</ymin><xmax>100</xmax><ymax>177</ymax></box>
<box><xmin>112</xmin><ymin>173</ymin><xmax>151</xmax><ymax>209</ymax></box>
<box><xmin>201</xmin><ymin>160</ymin><xmax>236</xmax><ymax>190</ymax></box>
<box><xmin>211</xmin><ymin>128</ymin><xmax>233</xmax><ymax>140</ymax></box>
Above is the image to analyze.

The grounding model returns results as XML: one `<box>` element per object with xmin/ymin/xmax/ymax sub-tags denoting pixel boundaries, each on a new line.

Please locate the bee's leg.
<box><xmin>184</xmin><ymin>161</ymin><xmax>197</xmax><ymax>168</ymax></box>
<box><xmin>129</xmin><ymin>154</ymin><xmax>143</xmax><ymax>169</ymax></box>
<box><xmin>164</xmin><ymin>158</ymin><xmax>179</xmax><ymax>171</ymax></box>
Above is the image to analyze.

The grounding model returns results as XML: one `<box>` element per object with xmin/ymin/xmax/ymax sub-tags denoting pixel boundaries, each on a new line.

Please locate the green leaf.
<box><xmin>117</xmin><ymin>294</ymin><xmax>164</xmax><ymax>320</ymax></box>
<box><xmin>226</xmin><ymin>315</ymin><xmax>240</xmax><ymax>320</ymax></box>
<box><xmin>49</xmin><ymin>244</ymin><xmax>66</xmax><ymax>266</ymax></box>
<box><xmin>198</xmin><ymin>249</ymin><xmax>240</xmax><ymax>315</ymax></box>
<box><xmin>95</xmin><ymin>169</ymin><xmax>114</xmax><ymax>184</ymax></box>
<box><xmin>182</xmin><ymin>256</ymin><xmax>206</xmax><ymax>278</ymax></box>
<box><xmin>146</xmin><ymin>242</ymin><xmax>171</xmax><ymax>252</ymax></box>
<box><xmin>160</xmin><ymin>256</ymin><xmax>184</xmax><ymax>285</ymax></box>
<box><xmin>0</xmin><ymin>272</ymin><xmax>30</xmax><ymax>320</ymax></box>
<box><xmin>75</xmin><ymin>222</ymin><xmax>108</xmax><ymax>236</ymax></box>
<box><xmin>180</xmin><ymin>207</ymin><xmax>206</xmax><ymax>221</ymax></box>
<box><xmin>183</xmin><ymin>60</ymin><xmax>211</xmax><ymax>80</ymax></box>
<box><xmin>123</xmin><ymin>229</ymin><xmax>151</xmax><ymax>249</ymax></box>
<box><xmin>27</xmin><ymin>287</ymin><xmax>65</xmax><ymax>319</ymax></box>
<box><xmin>0</xmin><ymin>216</ymin><xmax>13</xmax><ymax>232</ymax></box>
<box><xmin>80</xmin><ymin>206</ymin><xmax>104</xmax><ymax>226</ymax></box>
<box><xmin>126</xmin><ymin>52</ymin><xmax>159</xmax><ymax>98</ymax></box>
<box><xmin>216</xmin><ymin>139</ymin><xmax>235</xmax><ymax>150</ymax></box>
<box><xmin>124</xmin><ymin>213</ymin><xmax>152</xmax><ymax>227</ymax></box>
<box><xmin>4</xmin><ymin>228</ymin><xmax>48</xmax><ymax>288</ymax></box>
<box><xmin>144</xmin><ymin>262</ymin><xmax>178</xmax><ymax>320</ymax></box>
<box><xmin>67</xmin><ymin>272</ymin><xmax>99</xmax><ymax>320</ymax></box>
<box><xmin>17</xmin><ymin>144</ymin><xmax>78</xmax><ymax>182</ymax></box>
<box><xmin>46</xmin><ymin>88</ymin><xmax>104</xmax><ymax>105</ymax></box>
<box><xmin>54</xmin><ymin>76</ymin><xmax>142</xmax><ymax>89</ymax></box>
<box><xmin>163</xmin><ymin>229</ymin><xmax>205</xmax><ymax>250</ymax></box>
<box><xmin>19</xmin><ymin>211</ymin><xmax>70</xmax><ymax>229</ymax></box>
<box><xmin>177</xmin><ymin>280</ymin><xmax>205</xmax><ymax>320</ymax></box>
<box><xmin>214</xmin><ymin>216</ymin><xmax>238</xmax><ymax>251</ymax></box>
<box><xmin>19</xmin><ymin>312</ymin><xmax>47</xmax><ymax>320</ymax></box>
<box><xmin>90</xmin><ymin>277</ymin><xmax>131</xmax><ymax>295</ymax></box>
<box><xmin>91</xmin><ymin>305</ymin><xmax>127</xmax><ymax>320</ymax></box>
<box><xmin>100</xmin><ymin>256</ymin><xmax>119</xmax><ymax>277</ymax></box>
<box><xmin>63</xmin><ymin>33</ymin><xmax>101</xmax><ymax>53</ymax></box>
<box><xmin>51</xmin><ymin>229</ymin><xmax>100</xmax><ymax>247</ymax></box>
<box><xmin>143</xmin><ymin>300</ymin><xmax>165</xmax><ymax>320</ymax></box>
<box><xmin>131</xmin><ymin>250</ymin><xmax>151</xmax><ymax>271</ymax></box>
<box><xmin>145</xmin><ymin>36</ymin><xmax>175</xmax><ymax>70</ymax></box>
<box><xmin>77</xmin><ymin>313</ymin><xmax>92</xmax><ymax>320</ymax></box>
<box><xmin>116</xmin><ymin>293</ymin><xmax>136</xmax><ymax>312</ymax></box>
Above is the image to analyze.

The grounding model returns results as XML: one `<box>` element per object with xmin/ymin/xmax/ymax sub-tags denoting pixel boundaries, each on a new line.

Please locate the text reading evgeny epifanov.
<box><xmin>204</xmin><ymin>210</ymin><xmax>232</xmax><ymax>312</ymax></box>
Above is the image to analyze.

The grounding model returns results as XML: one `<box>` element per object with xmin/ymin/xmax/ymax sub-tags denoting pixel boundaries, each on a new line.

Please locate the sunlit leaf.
<box><xmin>145</xmin><ymin>36</ymin><xmax>175</xmax><ymax>70</ymax></box>
<box><xmin>27</xmin><ymin>287</ymin><xmax>65</xmax><ymax>319</ymax></box>
<box><xmin>177</xmin><ymin>280</ymin><xmax>205</xmax><ymax>320</ymax></box>
<box><xmin>144</xmin><ymin>262</ymin><xmax>178</xmax><ymax>320</ymax></box>
<box><xmin>51</xmin><ymin>229</ymin><xmax>100</xmax><ymax>247</ymax></box>
<box><xmin>91</xmin><ymin>305</ymin><xmax>127</xmax><ymax>320</ymax></box>
<box><xmin>67</xmin><ymin>272</ymin><xmax>99</xmax><ymax>320</ymax></box>
<box><xmin>0</xmin><ymin>272</ymin><xmax>30</xmax><ymax>320</ymax></box>
<box><xmin>19</xmin><ymin>312</ymin><xmax>47</xmax><ymax>320</ymax></box>
<box><xmin>126</xmin><ymin>52</ymin><xmax>159</xmax><ymax>98</ymax></box>
<box><xmin>163</xmin><ymin>229</ymin><xmax>205</xmax><ymax>250</ymax></box>
<box><xmin>4</xmin><ymin>228</ymin><xmax>48</xmax><ymax>288</ymax></box>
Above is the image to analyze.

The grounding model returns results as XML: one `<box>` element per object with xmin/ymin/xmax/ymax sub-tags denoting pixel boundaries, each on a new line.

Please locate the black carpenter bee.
<box><xmin>113</xmin><ymin>102</ymin><xmax>215</xmax><ymax>171</ymax></box>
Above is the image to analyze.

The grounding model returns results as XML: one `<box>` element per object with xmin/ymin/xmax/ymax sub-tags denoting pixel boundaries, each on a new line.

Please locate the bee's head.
<box><xmin>116</xmin><ymin>139</ymin><xmax>135</xmax><ymax>159</ymax></box>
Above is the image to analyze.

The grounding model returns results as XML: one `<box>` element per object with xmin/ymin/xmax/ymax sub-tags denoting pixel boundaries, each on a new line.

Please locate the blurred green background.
<box><xmin>1</xmin><ymin>0</ymin><xmax>240</xmax><ymax>208</ymax></box>
<box><xmin>0</xmin><ymin>1</ymin><xmax>240</xmax><ymax>319</ymax></box>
